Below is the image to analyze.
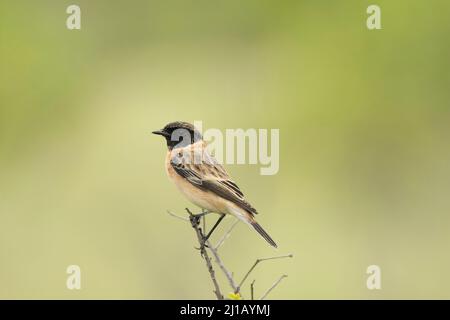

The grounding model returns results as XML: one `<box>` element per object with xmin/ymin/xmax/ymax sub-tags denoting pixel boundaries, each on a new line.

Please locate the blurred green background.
<box><xmin>1</xmin><ymin>0</ymin><xmax>450</xmax><ymax>299</ymax></box>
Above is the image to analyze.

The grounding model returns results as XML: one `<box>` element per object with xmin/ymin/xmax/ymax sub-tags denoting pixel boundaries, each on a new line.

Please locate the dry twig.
<box><xmin>186</xmin><ymin>208</ymin><xmax>223</xmax><ymax>300</ymax></box>
<box><xmin>167</xmin><ymin>208</ymin><xmax>292</xmax><ymax>300</ymax></box>
<box><xmin>214</xmin><ymin>219</ymin><xmax>239</xmax><ymax>250</ymax></box>
<box><xmin>250</xmin><ymin>280</ymin><xmax>256</xmax><ymax>300</ymax></box>
<box><xmin>166</xmin><ymin>210</ymin><xmax>189</xmax><ymax>221</ymax></box>
<box><xmin>206</xmin><ymin>239</ymin><xmax>239</xmax><ymax>293</ymax></box>
<box><xmin>260</xmin><ymin>275</ymin><xmax>288</xmax><ymax>300</ymax></box>
<box><xmin>237</xmin><ymin>254</ymin><xmax>293</xmax><ymax>292</ymax></box>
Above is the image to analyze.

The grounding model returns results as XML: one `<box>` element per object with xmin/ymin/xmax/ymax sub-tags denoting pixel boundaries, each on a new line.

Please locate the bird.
<box><xmin>153</xmin><ymin>121</ymin><xmax>277</xmax><ymax>248</ymax></box>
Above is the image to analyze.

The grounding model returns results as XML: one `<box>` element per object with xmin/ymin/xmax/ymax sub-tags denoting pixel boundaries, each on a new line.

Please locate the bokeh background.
<box><xmin>1</xmin><ymin>0</ymin><xmax>450</xmax><ymax>299</ymax></box>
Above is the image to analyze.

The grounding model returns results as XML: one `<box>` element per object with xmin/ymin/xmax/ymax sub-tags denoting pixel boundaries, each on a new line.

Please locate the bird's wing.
<box><xmin>170</xmin><ymin>147</ymin><xmax>258</xmax><ymax>215</ymax></box>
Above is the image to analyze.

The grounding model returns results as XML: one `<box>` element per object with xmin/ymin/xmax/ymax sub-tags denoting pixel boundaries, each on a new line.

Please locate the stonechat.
<box><xmin>153</xmin><ymin>121</ymin><xmax>277</xmax><ymax>248</ymax></box>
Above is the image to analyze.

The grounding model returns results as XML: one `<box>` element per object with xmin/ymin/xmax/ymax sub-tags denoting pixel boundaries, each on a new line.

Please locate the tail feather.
<box><xmin>251</xmin><ymin>221</ymin><xmax>278</xmax><ymax>248</ymax></box>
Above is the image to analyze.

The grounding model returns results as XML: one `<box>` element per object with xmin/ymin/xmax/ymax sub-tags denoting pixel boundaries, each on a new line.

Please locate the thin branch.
<box><xmin>166</xmin><ymin>210</ymin><xmax>189</xmax><ymax>222</ymax></box>
<box><xmin>168</xmin><ymin>208</ymin><xmax>236</xmax><ymax>297</ymax></box>
<box><xmin>237</xmin><ymin>254</ymin><xmax>293</xmax><ymax>292</ymax></box>
<box><xmin>250</xmin><ymin>280</ymin><xmax>256</xmax><ymax>300</ymax></box>
<box><xmin>186</xmin><ymin>208</ymin><xmax>224</xmax><ymax>300</ymax></box>
<box><xmin>260</xmin><ymin>275</ymin><xmax>288</xmax><ymax>300</ymax></box>
<box><xmin>206</xmin><ymin>239</ymin><xmax>238</xmax><ymax>293</ymax></box>
<box><xmin>166</xmin><ymin>208</ymin><xmax>292</xmax><ymax>300</ymax></box>
<box><xmin>214</xmin><ymin>219</ymin><xmax>239</xmax><ymax>250</ymax></box>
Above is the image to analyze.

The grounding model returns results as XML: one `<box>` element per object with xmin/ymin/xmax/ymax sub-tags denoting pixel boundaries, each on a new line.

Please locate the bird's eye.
<box><xmin>178</xmin><ymin>152</ymin><xmax>182</xmax><ymax>157</ymax></box>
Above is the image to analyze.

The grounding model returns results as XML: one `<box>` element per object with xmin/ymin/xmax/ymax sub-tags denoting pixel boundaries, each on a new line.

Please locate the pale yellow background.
<box><xmin>1</xmin><ymin>1</ymin><xmax>450</xmax><ymax>299</ymax></box>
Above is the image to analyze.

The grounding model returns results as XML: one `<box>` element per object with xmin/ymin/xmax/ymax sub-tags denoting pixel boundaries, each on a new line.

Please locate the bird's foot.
<box><xmin>194</xmin><ymin>235</ymin><xmax>211</xmax><ymax>257</ymax></box>
<box><xmin>195</xmin><ymin>244</ymin><xmax>209</xmax><ymax>258</ymax></box>
<box><xmin>195</xmin><ymin>235</ymin><xmax>210</xmax><ymax>251</ymax></box>
<box><xmin>192</xmin><ymin>210</ymin><xmax>211</xmax><ymax>219</ymax></box>
<box><xmin>187</xmin><ymin>208</ymin><xmax>210</xmax><ymax>226</ymax></box>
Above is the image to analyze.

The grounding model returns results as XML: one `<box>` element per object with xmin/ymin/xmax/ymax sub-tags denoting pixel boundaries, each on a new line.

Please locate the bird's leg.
<box><xmin>201</xmin><ymin>213</ymin><xmax>226</xmax><ymax>247</ymax></box>
<box><xmin>188</xmin><ymin>209</ymin><xmax>224</xmax><ymax>251</ymax></box>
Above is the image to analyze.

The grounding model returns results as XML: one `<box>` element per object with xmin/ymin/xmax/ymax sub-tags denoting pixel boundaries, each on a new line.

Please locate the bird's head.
<box><xmin>152</xmin><ymin>121</ymin><xmax>202</xmax><ymax>150</ymax></box>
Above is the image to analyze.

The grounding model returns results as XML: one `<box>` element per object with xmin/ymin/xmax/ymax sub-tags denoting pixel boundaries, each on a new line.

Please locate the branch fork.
<box><xmin>167</xmin><ymin>208</ymin><xmax>293</xmax><ymax>300</ymax></box>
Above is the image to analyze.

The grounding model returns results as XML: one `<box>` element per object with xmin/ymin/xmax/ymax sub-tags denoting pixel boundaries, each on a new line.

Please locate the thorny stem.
<box><xmin>206</xmin><ymin>239</ymin><xmax>239</xmax><ymax>293</ymax></box>
<box><xmin>167</xmin><ymin>208</ymin><xmax>292</xmax><ymax>300</ymax></box>
<box><xmin>186</xmin><ymin>208</ymin><xmax>224</xmax><ymax>300</ymax></box>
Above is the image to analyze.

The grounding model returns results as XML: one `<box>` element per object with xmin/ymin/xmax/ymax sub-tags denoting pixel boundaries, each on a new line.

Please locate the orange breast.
<box><xmin>165</xmin><ymin>151</ymin><xmax>228</xmax><ymax>213</ymax></box>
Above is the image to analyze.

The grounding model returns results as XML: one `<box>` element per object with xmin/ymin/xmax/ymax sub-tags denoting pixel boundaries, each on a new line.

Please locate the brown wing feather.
<box><xmin>170</xmin><ymin>145</ymin><xmax>258</xmax><ymax>215</ymax></box>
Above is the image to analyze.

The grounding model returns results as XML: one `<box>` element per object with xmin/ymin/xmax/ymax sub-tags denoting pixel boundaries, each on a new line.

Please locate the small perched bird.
<box><xmin>153</xmin><ymin>121</ymin><xmax>277</xmax><ymax>248</ymax></box>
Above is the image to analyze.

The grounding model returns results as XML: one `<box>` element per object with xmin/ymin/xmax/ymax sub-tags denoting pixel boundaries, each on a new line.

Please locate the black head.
<box><xmin>152</xmin><ymin>121</ymin><xmax>202</xmax><ymax>149</ymax></box>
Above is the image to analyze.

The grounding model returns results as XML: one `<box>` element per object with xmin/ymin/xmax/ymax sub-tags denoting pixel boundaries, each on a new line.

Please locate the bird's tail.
<box><xmin>228</xmin><ymin>206</ymin><xmax>278</xmax><ymax>248</ymax></box>
<box><xmin>250</xmin><ymin>220</ymin><xmax>278</xmax><ymax>248</ymax></box>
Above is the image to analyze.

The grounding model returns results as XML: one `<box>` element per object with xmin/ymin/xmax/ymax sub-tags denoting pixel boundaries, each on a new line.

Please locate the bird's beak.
<box><xmin>152</xmin><ymin>129</ymin><xmax>169</xmax><ymax>137</ymax></box>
